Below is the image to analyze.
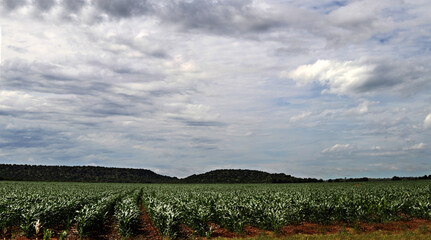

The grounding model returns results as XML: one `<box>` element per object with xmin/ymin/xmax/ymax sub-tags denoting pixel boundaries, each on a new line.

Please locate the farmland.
<box><xmin>1</xmin><ymin>181</ymin><xmax>431</xmax><ymax>239</ymax></box>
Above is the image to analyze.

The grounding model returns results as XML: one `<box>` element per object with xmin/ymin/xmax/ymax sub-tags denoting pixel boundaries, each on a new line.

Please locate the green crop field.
<box><xmin>1</xmin><ymin>181</ymin><xmax>431</xmax><ymax>239</ymax></box>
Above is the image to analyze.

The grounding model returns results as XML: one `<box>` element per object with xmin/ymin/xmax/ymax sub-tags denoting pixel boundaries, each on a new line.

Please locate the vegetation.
<box><xmin>0</xmin><ymin>164</ymin><xmax>174</xmax><ymax>183</ymax></box>
<box><xmin>141</xmin><ymin>182</ymin><xmax>431</xmax><ymax>238</ymax></box>
<box><xmin>182</xmin><ymin>169</ymin><xmax>322</xmax><ymax>183</ymax></box>
<box><xmin>1</xmin><ymin>181</ymin><xmax>431</xmax><ymax>239</ymax></box>
<box><xmin>0</xmin><ymin>182</ymin><xmax>142</xmax><ymax>238</ymax></box>
<box><xmin>1</xmin><ymin>164</ymin><xmax>430</xmax><ymax>184</ymax></box>
<box><xmin>114</xmin><ymin>189</ymin><xmax>142</xmax><ymax>238</ymax></box>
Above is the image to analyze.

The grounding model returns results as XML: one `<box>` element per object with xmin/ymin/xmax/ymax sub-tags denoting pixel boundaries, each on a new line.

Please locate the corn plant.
<box><xmin>114</xmin><ymin>189</ymin><xmax>142</xmax><ymax>238</ymax></box>
<box><xmin>75</xmin><ymin>195</ymin><xmax>119</xmax><ymax>239</ymax></box>
<box><xmin>143</xmin><ymin>195</ymin><xmax>181</xmax><ymax>239</ymax></box>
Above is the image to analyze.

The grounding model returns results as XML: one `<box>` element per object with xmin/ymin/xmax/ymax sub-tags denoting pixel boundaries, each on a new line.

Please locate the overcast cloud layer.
<box><xmin>1</xmin><ymin>0</ymin><xmax>431</xmax><ymax>178</ymax></box>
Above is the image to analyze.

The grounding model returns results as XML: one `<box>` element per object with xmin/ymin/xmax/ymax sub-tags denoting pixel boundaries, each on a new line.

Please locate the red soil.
<box><xmin>177</xmin><ymin>223</ymin><xmax>194</xmax><ymax>239</ymax></box>
<box><xmin>130</xmin><ymin>205</ymin><xmax>162</xmax><ymax>240</ymax></box>
<box><xmin>208</xmin><ymin>222</ymin><xmax>239</xmax><ymax>239</ymax></box>
<box><xmin>280</xmin><ymin>223</ymin><xmax>344</xmax><ymax>235</ymax></box>
<box><xmin>279</xmin><ymin>219</ymin><xmax>431</xmax><ymax>236</ymax></box>
<box><xmin>2</xmin><ymin>214</ymin><xmax>430</xmax><ymax>239</ymax></box>
<box><xmin>356</xmin><ymin>218</ymin><xmax>431</xmax><ymax>233</ymax></box>
<box><xmin>243</xmin><ymin>225</ymin><xmax>271</xmax><ymax>237</ymax></box>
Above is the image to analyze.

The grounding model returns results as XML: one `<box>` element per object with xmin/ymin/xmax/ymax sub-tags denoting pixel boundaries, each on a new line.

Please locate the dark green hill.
<box><xmin>182</xmin><ymin>169</ymin><xmax>321</xmax><ymax>183</ymax></box>
<box><xmin>0</xmin><ymin>164</ymin><xmax>323</xmax><ymax>183</ymax></box>
<box><xmin>0</xmin><ymin>164</ymin><xmax>175</xmax><ymax>183</ymax></box>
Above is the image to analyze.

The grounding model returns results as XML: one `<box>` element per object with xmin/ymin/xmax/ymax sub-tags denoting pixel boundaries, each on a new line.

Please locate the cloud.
<box><xmin>0</xmin><ymin>0</ymin><xmax>403</xmax><ymax>47</ymax></box>
<box><xmin>288</xmin><ymin>58</ymin><xmax>431</xmax><ymax>96</ymax></box>
<box><xmin>322</xmin><ymin>144</ymin><xmax>351</xmax><ymax>153</ymax></box>
<box><xmin>34</xmin><ymin>0</ymin><xmax>56</xmax><ymax>11</ymax></box>
<box><xmin>156</xmin><ymin>0</ymin><xmax>291</xmax><ymax>36</ymax></box>
<box><xmin>403</xmin><ymin>142</ymin><xmax>426</xmax><ymax>150</ymax></box>
<box><xmin>325</xmin><ymin>0</ymin><xmax>396</xmax><ymax>45</ymax></box>
<box><xmin>62</xmin><ymin>0</ymin><xmax>86</xmax><ymax>13</ymax></box>
<box><xmin>289</xmin><ymin>112</ymin><xmax>311</xmax><ymax>122</ymax></box>
<box><xmin>1</xmin><ymin>0</ymin><xmax>27</xmax><ymax>10</ymax></box>
<box><xmin>164</xmin><ymin>104</ymin><xmax>225</xmax><ymax>127</ymax></box>
<box><xmin>93</xmin><ymin>0</ymin><xmax>151</xmax><ymax>18</ymax></box>
<box><xmin>347</xmin><ymin>100</ymin><xmax>378</xmax><ymax>114</ymax></box>
<box><xmin>1</xmin><ymin>58</ymin><xmax>113</xmax><ymax>95</ymax></box>
<box><xmin>0</xmin><ymin>127</ymin><xmax>72</xmax><ymax>149</ymax></box>
<box><xmin>425</xmin><ymin>113</ymin><xmax>431</xmax><ymax>129</ymax></box>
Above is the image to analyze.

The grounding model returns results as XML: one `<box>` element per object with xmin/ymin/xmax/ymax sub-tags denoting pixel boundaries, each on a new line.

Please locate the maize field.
<box><xmin>1</xmin><ymin>181</ymin><xmax>431</xmax><ymax>239</ymax></box>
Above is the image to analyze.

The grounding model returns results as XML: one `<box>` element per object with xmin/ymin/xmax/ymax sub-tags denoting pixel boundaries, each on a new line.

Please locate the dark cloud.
<box><xmin>7</xmin><ymin>45</ymin><xmax>28</xmax><ymax>53</ymax></box>
<box><xmin>356</xmin><ymin>60</ymin><xmax>431</xmax><ymax>96</ymax></box>
<box><xmin>158</xmin><ymin>0</ymin><xmax>284</xmax><ymax>35</ymax></box>
<box><xmin>149</xmin><ymin>50</ymin><xmax>170</xmax><ymax>59</ymax></box>
<box><xmin>86</xmin><ymin>101</ymin><xmax>139</xmax><ymax>117</ymax></box>
<box><xmin>273</xmin><ymin>47</ymin><xmax>309</xmax><ymax>56</ymax></box>
<box><xmin>356</xmin><ymin>63</ymin><xmax>405</xmax><ymax>93</ymax></box>
<box><xmin>94</xmin><ymin>0</ymin><xmax>151</xmax><ymax>18</ymax></box>
<box><xmin>1</xmin><ymin>0</ymin><xmax>288</xmax><ymax>36</ymax></box>
<box><xmin>191</xmin><ymin>137</ymin><xmax>218</xmax><ymax>144</ymax></box>
<box><xmin>34</xmin><ymin>0</ymin><xmax>55</xmax><ymax>11</ymax></box>
<box><xmin>184</xmin><ymin>120</ymin><xmax>226</xmax><ymax>127</ymax></box>
<box><xmin>0</xmin><ymin>128</ymin><xmax>72</xmax><ymax>149</ymax></box>
<box><xmin>62</xmin><ymin>0</ymin><xmax>85</xmax><ymax>12</ymax></box>
<box><xmin>1</xmin><ymin>0</ymin><xmax>27</xmax><ymax>10</ymax></box>
<box><xmin>2</xmin><ymin>59</ymin><xmax>111</xmax><ymax>95</ymax></box>
<box><xmin>168</xmin><ymin>116</ymin><xmax>226</xmax><ymax>127</ymax></box>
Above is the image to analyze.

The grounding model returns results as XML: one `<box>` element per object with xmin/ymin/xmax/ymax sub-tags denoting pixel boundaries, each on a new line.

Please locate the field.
<box><xmin>1</xmin><ymin>181</ymin><xmax>431</xmax><ymax>239</ymax></box>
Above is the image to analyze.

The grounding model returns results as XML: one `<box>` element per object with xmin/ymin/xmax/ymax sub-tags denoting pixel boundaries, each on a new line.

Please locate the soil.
<box><xmin>208</xmin><ymin>222</ymin><xmax>239</xmax><ymax>239</ymax></box>
<box><xmin>130</xmin><ymin>205</ymin><xmax>162</xmax><ymax>240</ymax></box>
<box><xmin>279</xmin><ymin>219</ymin><xmax>431</xmax><ymax>236</ymax></box>
<box><xmin>2</xmin><ymin>213</ymin><xmax>430</xmax><ymax>239</ymax></box>
<box><xmin>354</xmin><ymin>218</ymin><xmax>431</xmax><ymax>233</ymax></box>
<box><xmin>243</xmin><ymin>225</ymin><xmax>271</xmax><ymax>237</ymax></box>
<box><xmin>280</xmin><ymin>222</ymin><xmax>345</xmax><ymax>235</ymax></box>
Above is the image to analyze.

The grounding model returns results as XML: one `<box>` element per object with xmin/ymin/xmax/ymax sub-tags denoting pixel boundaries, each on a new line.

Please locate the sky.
<box><xmin>0</xmin><ymin>0</ymin><xmax>431</xmax><ymax>179</ymax></box>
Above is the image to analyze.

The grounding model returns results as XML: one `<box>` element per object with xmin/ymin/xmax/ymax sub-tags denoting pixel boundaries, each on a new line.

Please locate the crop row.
<box><xmin>1</xmin><ymin>181</ymin><xmax>431</xmax><ymax>239</ymax></box>
<box><xmin>0</xmin><ymin>182</ymin><xmax>142</xmax><ymax>239</ymax></box>
<box><xmin>142</xmin><ymin>181</ymin><xmax>431</xmax><ymax>238</ymax></box>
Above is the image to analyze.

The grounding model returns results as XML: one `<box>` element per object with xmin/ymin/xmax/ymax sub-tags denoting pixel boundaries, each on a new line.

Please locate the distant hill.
<box><xmin>182</xmin><ymin>169</ymin><xmax>322</xmax><ymax>183</ymax></box>
<box><xmin>0</xmin><ymin>164</ymin><xmax>322</xmax><ymax>183</ymax></box>
<box><xmin>0</xmin><ymin>164</ymin><xmax>175</xmax><ymax>183</ymax></box>
<box><xmin>2</xmin><ymin>164</ymin><xmax>426</xmax><ymax>183</ymax></box>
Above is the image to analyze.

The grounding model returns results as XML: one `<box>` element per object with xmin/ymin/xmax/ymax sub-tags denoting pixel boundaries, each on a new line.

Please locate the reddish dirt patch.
<box><xmin>279</xmin><ymin>219</ymin><xmax>431</xmax><ymax>236</ymax></box>
<box><xmin>89</xmin><ymin>216</ymin><xmax>121</xmax><ymax>240</ymax></box>
<box><xmin>63</xmin><ymin>224</ymin><xmax>84</xmax><ymax>240</ymax></box>
<box><xmin>176</xmin><ymin>223</ymin><xmax>194</xmax><ymax>239</ymax></box>
<box><xmin>3</xmin><ymin>218</ymin><xmax>431</xmax><ymax>239</ymax></box>
<box><xmin>207</xmin><ymin>222</ymin><xmax>239</xmax><ymax>239</ymax></box>
<box><xmin>243</xmin><ymin>225</ymin><xmax>269</xmax><ymax>237</ymax></box>
<box><xmin>280</xmin><ymin>223</ymin><xmax>344</xmax><ymax>235</ymax></box>
<box><xmin>357</xmin><ymin>218</ymin><xmax>431</xmax><ymax>233</ymax></box>
<box><xmin>130</xmin><ymin>205</ymin><xmax>162</xmax><ymax>240</ymax></box>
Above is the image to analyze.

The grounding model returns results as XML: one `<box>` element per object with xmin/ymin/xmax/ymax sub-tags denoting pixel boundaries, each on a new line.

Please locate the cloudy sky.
<box><xmin>1</xmin><ymin>0</ymin><xmax>431</xmax><ymax>179</ymax></box>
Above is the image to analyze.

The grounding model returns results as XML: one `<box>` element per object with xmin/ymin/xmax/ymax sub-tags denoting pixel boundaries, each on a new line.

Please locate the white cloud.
<box><xmin>424</xmin><ymin>113</ymin><xmax>431</xmax><ymax>128</ymax></box>
<box><xmin>347</xmin><ymin>100</ymin><xmax>378</xmax><ymax>114</ymax></box>
<box><xmin>288</xmin><ymin>59</ymin><xmax>431</xmax><ymax>96</ymax></box>
<box><xmin>289</xmin><ymin>112</ymin><xmax>311</xmax><ymax>122</ymax></box>
<box><xmin>322</xmin><ymin>144</ymin><xmax>351</xmax><ymax>153</ymax></box>
<box><xmin>289</xmin><ymin>59</ymin><xmax>374</xmax><ymax>95</ymax></box>
<box><xmin>326</xmin><ymin>0</ymin><xmax>395</xmax><ymax>45</ymax></box>
<box><xmin>404</xmin><ymin>142</ymin><xmax>426</xmax><ymax>150</ymax></box>
<box><xmin>371</xmin><ymin>146</ymin><xmax>382</xmax><ymax>150</ymax></box>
